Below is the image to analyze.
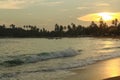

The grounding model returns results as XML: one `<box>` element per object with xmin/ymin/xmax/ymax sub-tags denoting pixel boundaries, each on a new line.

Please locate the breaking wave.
<box><xmin>1</xmin><ymin>48</ymin><xmax>120</xmax><ymax>72</ymax></box>
<box><xmin>0</xmin><ymin>48</ymin><xmax>80</xmax><ymax>67</ymax></box>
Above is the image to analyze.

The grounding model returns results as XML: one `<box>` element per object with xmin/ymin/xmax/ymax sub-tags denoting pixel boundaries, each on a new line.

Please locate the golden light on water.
<box><xmin>98</xmin><ymin>40</ymin><xmax>115</xmax><ymax>53</ymax></box>
<box><xmin>99</xmin><ymin>40</ymin><xmax>120</xmax><ymax>78</ymax></box>
<box><xmin>102</xmin><ymin>41</ymin><xmax>114</xmax><ymax>48</ymax></box>
<box><xmin>78</xmin><ymin>12</ymin><xmax>120</xmax><ymax>22</ymax></box>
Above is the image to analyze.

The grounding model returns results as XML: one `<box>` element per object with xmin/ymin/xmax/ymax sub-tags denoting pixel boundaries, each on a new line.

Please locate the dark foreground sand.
<box><xmin>64</xmin><ymin>58</ymin><xmax>120</xmax><ymax>80</ymax></box>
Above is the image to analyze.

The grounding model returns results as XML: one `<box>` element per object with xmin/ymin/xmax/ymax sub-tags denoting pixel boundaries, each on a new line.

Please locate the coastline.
<box><xmin>0</xmin><ymin>35</ymin><xmax>120</xmax><ymax>39</ymax></box>
<box><xmin>64</xmin><ymin>58</ymin><xmax>120</xmax><ymax>80</ymax></box>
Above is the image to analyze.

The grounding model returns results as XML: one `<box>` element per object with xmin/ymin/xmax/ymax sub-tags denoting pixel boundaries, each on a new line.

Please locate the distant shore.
<box><xmin>0</xmin><ymin>20</ymin><xmax>120</xmax><ymax>38</ymax></box>
<box><xmin>0</xmin><ymin>35</ymin><xmax>120</xmax><ymax>39</ymax></box>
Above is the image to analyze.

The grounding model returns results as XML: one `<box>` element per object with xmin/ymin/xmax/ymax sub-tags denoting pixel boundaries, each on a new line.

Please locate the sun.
<box><xmin>78</xmin><ymin>12</ymin><xmax>120</xmax><ymax>22</ymax></box>
<box><xmin>98</xmin><ymin>12</ymin><xmax>113</xmax><ymax>21</ymax></box>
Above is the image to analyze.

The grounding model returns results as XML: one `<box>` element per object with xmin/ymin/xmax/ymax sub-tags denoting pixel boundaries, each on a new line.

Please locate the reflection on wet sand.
<box><xmin>104</xmin><ymin>76</ymin><xmax>120</xmax><ymax>80</ymax></box>
<box><xmin>103</xmin><ymin>58</ymin><xmax>120</xmax><ymax>78</ymax></box>
<box><xmin>64</xmin><ymin>58</ymin><xmax>120</xmax><ymax>80</ymax></box>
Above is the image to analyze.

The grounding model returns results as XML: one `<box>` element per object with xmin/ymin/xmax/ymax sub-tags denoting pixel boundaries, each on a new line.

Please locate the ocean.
<box><xmin>0</xmin><ymin>37</ymin><xmax>120</xmax><ymax>80</ymax></box>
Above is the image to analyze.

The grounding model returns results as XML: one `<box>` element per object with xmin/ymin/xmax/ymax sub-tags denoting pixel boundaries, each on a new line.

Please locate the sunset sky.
<box><xmin>0</xmin><ymin>0</ymin><xmax>120</xmax><ymax>29</ymax></box>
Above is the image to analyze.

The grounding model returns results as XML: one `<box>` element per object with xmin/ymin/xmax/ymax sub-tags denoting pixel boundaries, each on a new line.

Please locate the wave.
<box><xmin>1</xmin><ymin>52</ymin><xmax>120</xmax><ymax>79</ymax></box>
<box><xmin>9</xmin><ymin>51</ymin><xmax>120</xmax><ymax>72</ymax></box>
<box><xmin>0</xmin><ymin>48</ymin><xmax>80</xmax><ymax>67</ymax></box>
<box><xmin>48</xmin><ymin>52</ymin><xmax>120</xmax><ymax>71</ymax></box>
<box><xmin>1</xmin><ymin>51</ymin><xmax>120</xmax><ymax>79</ymax></box>
<box><xmin>1</xmin><ymin>48</ymin><xmax>120</xmax><ymax>72</ymax></box>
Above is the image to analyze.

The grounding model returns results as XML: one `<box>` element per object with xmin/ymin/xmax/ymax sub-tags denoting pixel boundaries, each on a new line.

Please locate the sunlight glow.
<box><xmin>98</xmin><ymin>12</ymin><xmax>113</xmax><ymax>21</ymax></box>
<box><xmin>78</xmin><ymin>12</ymin><xmax>120</xmax><ymax>22</ymax></box>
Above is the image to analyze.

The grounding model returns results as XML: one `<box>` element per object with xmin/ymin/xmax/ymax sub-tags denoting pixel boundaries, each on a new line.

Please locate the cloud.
<box><xmin>0</xmin><ymin>0</ymin><xmax>25</xmax><ymax>9</ymax></box>
<box><xmin>0</xmin><ymin>0</ymin><xmax>64</xmax><ymax>9</ymax></box>
<box><xmin>60</xmin><ymin>9</ymin><xmax>69</xmax><ymax>12</ymax></box>
<box><xmin>77</xmin><ymin>7</ymin><xmax>88</xmax><ymax>10</ymax></box>
<box><xmin>96</xmin><ymin>3</ymin><xmax>110</xmax><ymax>7</ymax></box>
<box><xmin>0</xmin><ymin>0</ymin><xmax>41</xmax><ymax>9</ymax></box>
<box><xmin>40</xmin><ymin>1</ymin><xmax>64</xmax><ymax>6</ymax></box>
<box><xmin>78</xmin><ymin>13</ymin><xmax>99</xmax><ymax>22</ymax></box>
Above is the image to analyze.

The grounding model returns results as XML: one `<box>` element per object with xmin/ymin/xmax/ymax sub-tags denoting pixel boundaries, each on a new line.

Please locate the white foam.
<box><xmin>1</xmin><ymin>48</ymin><xmax>79</xmax><ymax>65</ymax></box>
<box><xmin>2</xmin><ymin>48</ymin><xmax>120</xmax><ymax>71</ymax></box>
<box><xmin>51</xmin><ymin>52</ymin><xmax>120</xmax><ymax>70</ymax></box>
<box><xmin>24</xmin><ymin>48</ymin><xmax>79</xmax><ymax>63</ymax></box>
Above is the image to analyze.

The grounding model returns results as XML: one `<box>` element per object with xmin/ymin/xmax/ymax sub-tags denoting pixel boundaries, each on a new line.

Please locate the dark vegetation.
<box><xmin>0</xmin><ymin>18</ymin><xmax>120</xmax><ymax>38</ymax></box>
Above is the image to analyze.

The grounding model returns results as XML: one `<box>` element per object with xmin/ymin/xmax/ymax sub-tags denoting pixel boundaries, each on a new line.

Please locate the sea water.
<box><xmin>0</xmin><ymin>37</ymin><xmax>120</xmax><ymax>80</ymax></box>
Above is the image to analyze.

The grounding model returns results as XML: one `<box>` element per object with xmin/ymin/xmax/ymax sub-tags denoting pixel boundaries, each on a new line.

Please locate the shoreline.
<box><xmin>0</xmin><ymin>36</ymin><xmax>120</xmax><ymax>39</ymax></box>
<box><xmin>64</xmin><ymin>58</ymin><xmax>120</xmax><ymax>80</ymax></box>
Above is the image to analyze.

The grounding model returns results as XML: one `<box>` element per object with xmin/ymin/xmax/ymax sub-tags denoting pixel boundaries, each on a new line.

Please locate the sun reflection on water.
<box><xmin>102</xmin><ymin>41</ymin><xmax>114</xmax><ymax>48</ymax></box>
<box><xmin>99</xmin><ymin>40</ymin><xmax>120</xmax><ymax>78</ymax></box>
<box><xmin>98</xmin><ymin>40</ymin><xmax>116</xmax><ymax>53</ymax></box>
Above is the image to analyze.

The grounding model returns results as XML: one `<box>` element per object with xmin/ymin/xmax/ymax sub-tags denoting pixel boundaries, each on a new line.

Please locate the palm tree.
<box><xmin>10</xmin><ymin>24</ymin><xmax>16</xmax><ymax>29</ymax></box>
<box><xmin>112</xmin><ymin>18</ymin><xmax>118</xmax><ymax>27</ymax></box>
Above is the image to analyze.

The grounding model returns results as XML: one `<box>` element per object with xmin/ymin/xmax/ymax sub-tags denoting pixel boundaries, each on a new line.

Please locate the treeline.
<box><xmin>0</xmin><ymin>18</ymin><xmax>120</xmax><ymax>38</ymax></box>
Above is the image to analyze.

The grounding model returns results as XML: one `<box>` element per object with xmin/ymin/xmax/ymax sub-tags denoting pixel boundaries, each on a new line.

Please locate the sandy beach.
<box><xmin>64</xmin><ymin>58</ymin><xmax>120</xmax><ymax>80</ymax></box>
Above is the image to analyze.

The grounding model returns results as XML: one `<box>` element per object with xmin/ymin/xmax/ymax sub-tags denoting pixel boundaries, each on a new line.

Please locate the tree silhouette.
<box><xmin>10</xmin><ymin>24</ymin><xmax>16</xmax><ymax>29</ymax></box>
<box><xmin>112</xmin><ymin>18</ymin><xmax>118</xmax><ymax>27</ymax></box>
<box><xmin>0</xmin><ymin>19</ymin><xmax>120</xmax><ymax>38</ymax></box>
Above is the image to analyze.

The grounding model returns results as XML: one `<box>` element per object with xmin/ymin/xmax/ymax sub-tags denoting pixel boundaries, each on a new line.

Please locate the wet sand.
<box><xmin>104</xmin><ymin>76</ymin><xmax>120</xmax><ymax>80</ymax></box>
<box><xmin>64</xmin><ymin>58</ymin><xmax>120</xmax><ymax>80</ymax></box>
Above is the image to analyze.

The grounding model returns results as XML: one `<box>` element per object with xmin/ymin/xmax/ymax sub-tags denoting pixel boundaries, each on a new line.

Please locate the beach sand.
<box><xmin>64</xmin><ymin>58</ymin><xmax>120</xmax><ymax>80</ymax></box>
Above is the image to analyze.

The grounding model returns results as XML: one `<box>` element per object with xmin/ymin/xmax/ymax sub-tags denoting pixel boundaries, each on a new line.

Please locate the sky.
<box><xmin>0</xmin><ymin>0</ymin><xmax>120</xmax><ymax>30</ymax></box>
